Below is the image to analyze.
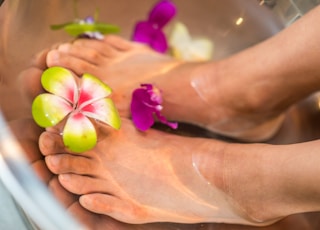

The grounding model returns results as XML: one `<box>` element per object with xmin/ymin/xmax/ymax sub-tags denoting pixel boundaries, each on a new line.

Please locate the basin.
<box><xmin>1</xmin><ymin>0</ymin><xmax>320</xmax><ymax>229</ymax></box>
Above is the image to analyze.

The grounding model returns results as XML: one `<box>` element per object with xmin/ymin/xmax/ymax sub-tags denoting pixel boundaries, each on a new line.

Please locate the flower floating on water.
<box><xmin>132</xmin><ymin>0</ymin><xmax>177</xmax><ymax>53</ymax></box>
<box><xmin>51</xmin><ymin>16</ymin><xmax>120</xmax><ymax>40</ymax></box>
<box><xmin>130</xmin><ymin>84</ymin><xmax>178</xmax><ymax>131</ymax></box>
<box><xmin>169</xmin><ymin>22</ymin><xmax>214</xmax><ymax>61</ymax></box>
<box><xmin>32</xmin><ymin>67</ymin><xmax>121</xmax><ymax>153</ymax></box>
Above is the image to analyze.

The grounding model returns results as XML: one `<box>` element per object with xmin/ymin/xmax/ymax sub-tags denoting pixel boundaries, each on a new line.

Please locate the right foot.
<box><xmin>45</xmin><ymin>35</ymin><xmax>285</xmax><ymax>141</ymax></box>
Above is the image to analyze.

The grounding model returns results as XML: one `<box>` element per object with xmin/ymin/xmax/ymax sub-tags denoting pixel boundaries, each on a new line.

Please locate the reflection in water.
<box><xmin>1</xmin><ymin>0</ymin><xmax>320</xmax><ymax>229</ymax></box>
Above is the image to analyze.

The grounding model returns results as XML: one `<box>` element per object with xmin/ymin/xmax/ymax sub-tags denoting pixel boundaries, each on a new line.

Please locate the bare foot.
<box><xmin>45</xmin><ymin>35</ymin><xmax>284</xmax><ymax>141</ymax></box>
<box><xmin>39</xmin><ymin>118</ymin><xmax>284</xmax><ymax>226</ymax></box>
<box><xmin>9</xmin><ymin>118</ymin><xmax>318</xmax><ymax>229</ymax></box>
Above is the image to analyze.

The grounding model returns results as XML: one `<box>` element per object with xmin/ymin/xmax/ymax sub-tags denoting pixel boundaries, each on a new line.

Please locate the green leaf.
<box><xmin>62</xmin><ymin>113</ymin><xmax>97</xmax><ymax>153</ymax></box>
<box><xmin>50</xmin><ymin>22</ymin><xmax>73</xmax><ymax>30</ymax></box>
<box><xmin>64</xmin><ymin>23</ymin><xmax>120</xmax><ymax>37</ymax></box>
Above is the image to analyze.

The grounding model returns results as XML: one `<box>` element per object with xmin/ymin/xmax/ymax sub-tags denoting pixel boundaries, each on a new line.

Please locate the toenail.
<box><xmin>59</xmin><ymin>174</ymin><xmax>71</xmax><ymax>182</ymax></box>
<box><xmin>58</xmin><ymin>44</ymin><xmax>71</xmax><ymax>52</ymax></box>
<box><xmin>80</xmin><ymin>195</ymin><xmax>93</xmax><ymax>206</ymax></box>
<box><xmin>41</xmin><ymin>135</ymin><xmax>55</xmax><ymax>149</ymax></box>
<box><xmin>47</xmin><ymin>50</ymin><xmax>60</xmax><ymax>62</ymax></box>
<box><xmin>46</xmin><ymin>156</ymin><xmax>60</xmax><ymax>167</ymax></box>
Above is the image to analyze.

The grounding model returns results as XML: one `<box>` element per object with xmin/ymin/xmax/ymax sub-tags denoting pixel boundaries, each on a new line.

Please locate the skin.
<box><xmin>38</xmin><ymin>117</ymin><xmax>320</xmax><ymax>226</ymax></box>
<box><xmin>8</xmin><ymin>113</ymin><xmax>320</xmax><ymax>229</ymax></box>
<box><xmin>39</xmin><ymin>5</ymin><xmax>320</xmax><ymax>142</ymax></box>
<box><xmin>18</xmin><ymin>4</ymin><xmax>320</xmax><ymax>228</ymax></box>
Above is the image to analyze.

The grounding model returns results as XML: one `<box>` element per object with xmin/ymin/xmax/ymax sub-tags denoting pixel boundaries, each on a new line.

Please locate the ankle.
<box><xmin>222</xmin><ymin>143</ymin><xmax>296</xmax><ymax>223</ymax></box>
<box><xmin>191</xmin><ymin>140</ymin><xmax>294</xmax><ymax>225</ymax></box>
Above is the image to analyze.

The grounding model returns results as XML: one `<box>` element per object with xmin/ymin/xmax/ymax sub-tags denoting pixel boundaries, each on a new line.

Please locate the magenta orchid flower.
<box><xmin>32</xmin><ymin>67</ymin><xmax>121</xmax><ymax>153</ymax></box>
<box><xmin>132</xmin><ymin>0</ymin><xmax>177</xmax><ymax>53</ymax></box>
<box><xmin>130</xmin><ymin>84</ymin><xmax>178</xmax><ymax>131</ymax></box>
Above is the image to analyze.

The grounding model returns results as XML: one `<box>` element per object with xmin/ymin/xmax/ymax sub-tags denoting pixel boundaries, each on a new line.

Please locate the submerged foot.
<box><xmin>46</xmin><ymin>35</ymin><xmax>285</xmax><ymax>141</ymax></box>
<box><xmin>39</xmin><ymin>119</ymin><xmax>282</xmax><ymax>225</ymax></box>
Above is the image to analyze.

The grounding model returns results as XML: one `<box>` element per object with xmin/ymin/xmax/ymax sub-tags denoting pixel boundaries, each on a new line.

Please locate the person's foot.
<box><xmin>39</xmin><ymin>118</ymin><xmax>283</xmax><ymax>226</ymax></box>
<box><xmin>45</xmin><ymin>35</ymin><xmax>285</xmax><ymax>142</ymax></box>
<box><xmin>7</xmin><ymin>119</ymin><xmax>318</xmax><ymax>230</ymax></box>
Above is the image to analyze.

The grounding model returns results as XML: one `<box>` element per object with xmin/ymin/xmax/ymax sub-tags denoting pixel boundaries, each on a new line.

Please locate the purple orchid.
<box><xmin>77</xmin><ymin>16</ymin><xmax>104</xmax><ymax>39</ymax></box>
<box><xmin>130</xmin><ymin>84</ymin><xmax>178</xmax><ymax>131</ymax></box>
<box><xmin>132</xmin><ymin>0</ymin><xmax>177</xmax><ymax>53</ymax></box>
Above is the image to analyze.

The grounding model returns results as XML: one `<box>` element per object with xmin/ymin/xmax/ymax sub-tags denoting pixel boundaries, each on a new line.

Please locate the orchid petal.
<box><xmin>84</xmin><ymin>16</ymin><xmax>95</xmax><ymax>24</ymax></box>
<box><xmin>149</xmin><ymin>0</ymin><xmax>177</xmax><ymax>28</ymax></box>
<box><xmin>63</xmin><ymin>113</ymin><xmax>97</xmax><ymax>153</ymax></box>
<box><xmin>149</xmin><ymin>30</ymin><xmax>168</xmax><ymax>53</ymax></box>
<box><xmin>132</xmin><ymin>22</ymin><xmax>153</xmax><ymax>44</ymax></box>
<box><xmin>82</xmin><ymin>98</ymin><xmax>121</xmax><ymax>130</ymax></box>
<box><xmin>185</xmin><ymin>39</ymin><xmax>214</xmax><ymax>61</ymax></box>
<box><xmin>131</xmin><ymin>88</ymin><xmax>155</xmax><ymax>131</ymax></box>
<box><xmin>169</xmin><ymin>22</ymin><xmax>190</xmax><ymax>41</ymax></box>
<box><xmin>131</xmin><ymin>103</ymin><xmax>155</xmax><ymax>131</ymax></box>
<box><xmin>41</xmin><ymin>67</ymin><xmax>78</xmax><ymax>104</ymax></box>
<box><xmin>169</xmin><ymin>22</ymin><xmax>213</xmax><ymax>61</ymax></box>
<box><xmin>130</xmin><ymin>84</ymin><xmax>178</xmax><ymax>131</ymax></box>
<box><xmin>155</xmin><ymin>111</ymin><xmax>178</xmax><ymax>129</ymax></box>
<box><xmin>132</xmin><ymin>22</ymin><xmax>168</xmax><ymax>53</ymax></box>
<box><xmin>32</xmin><ymin>94</ymin><xmax>72</xmax><ymax>128</ymax></box>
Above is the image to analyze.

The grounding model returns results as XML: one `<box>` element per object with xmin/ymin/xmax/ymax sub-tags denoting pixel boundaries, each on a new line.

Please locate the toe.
<box><xmin>46</xmin><ymin>50</ymin><xmax>97</xmax><ymax>76</ymax></box>
<box><xmin>73</xmin><ymin>39</ymin><xmax>119</xmax><ymax>58</ymax></box>
<box><xmin>39</xmin><ymin>131</ymin><xmax>65</xmax><ymax>156</ymax></box>
<box><xmin>45</xmin><ymin>153</ymin><xmax>94</xmax><ymax>175</ymax></box>
<box><xmin>59</xmin><ymin>174</ymin><xmax>114</xmax><ymax>195</ymax></box>
<box><xmin>48</xmin><ymin>176</ymin><xmax>78</xmax><ymax>208</ymax></box>
<box><xmin>79</xmin><ymin>193</ymin><xmax>148</xmax><ymax>224</ymax></box>
<box><xmin>31</xmin><ymin>49</ymin><xmax>50</xmax><ymax>69</ymax></box>
<box><xmin>58</xmin><ymin>43</ymin><xmax>106</xmax><ymax>65</ymax></box>
<box><xmin>103</xmin><ymin>35</ymin><xmax>133</xmax><ymax>51</ymax></box>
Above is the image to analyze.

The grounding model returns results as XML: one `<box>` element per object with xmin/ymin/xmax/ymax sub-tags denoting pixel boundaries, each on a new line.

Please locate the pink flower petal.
<box><xmin>82</xmin><ymin>98</ymin><xmax>121</xmax><ymax>130</ymax></box>
<box><xmin>78</xmin><ymin>73</ymin><xmax>112</xmax><ymax>108</ymax></box>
